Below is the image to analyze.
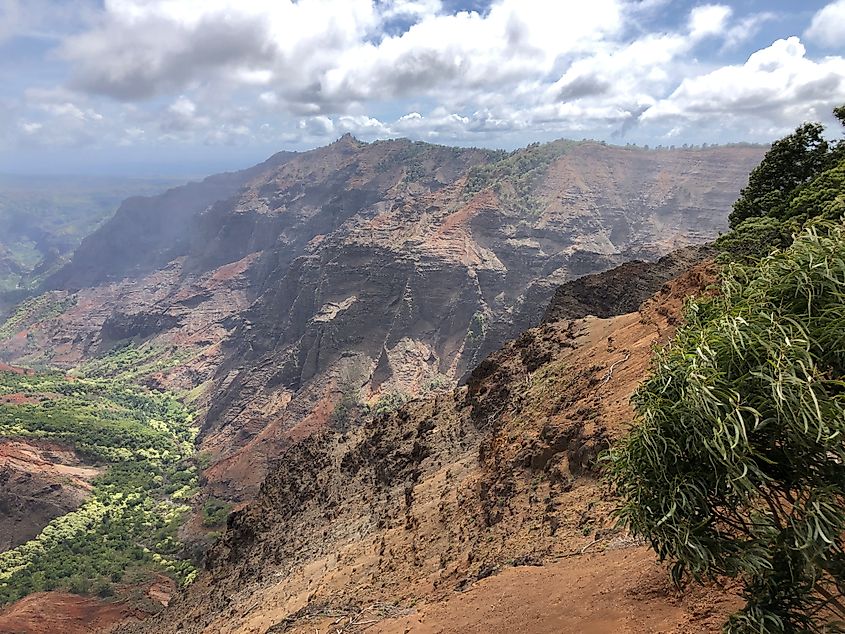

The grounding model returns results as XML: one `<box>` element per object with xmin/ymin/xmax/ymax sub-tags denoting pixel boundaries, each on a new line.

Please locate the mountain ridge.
<box><xmin>115</xmin><ymin>243</ymin><xmax>727</xmax><ymax>634</ymax></box>
<box><xmin>0</xmin><ymin>137</ymin><xmax>764</xmax><ymax>506</ymax></box>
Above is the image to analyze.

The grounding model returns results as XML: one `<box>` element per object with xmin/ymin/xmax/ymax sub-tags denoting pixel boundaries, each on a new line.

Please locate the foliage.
<box><xmin>728</xmin><ymin>114</ymin><xmax>844</xmax><ymax>229</ymax></box>
<box><xmin>0</xmin><ymin>369</ymin><xmax>198</xmax><ymax>605</ymax></box>
<box><xmin>330</xmin><ymin>381</ymin><xmax>362</xmax><ymax>432</ymax></box>
<box><xmin>466</xmin><ymin>310</ymin><xmax>488</xmax><ymax>344</ymax></box>
<box><xmin>421</xmin><ymin>373</ymin><xmax>452</xmax><ymax>393</ymax></box>
<box><xmin>201</xmin><ymin>498</ymin><xmax>232</xmax><ymax>528</ymax></box>
<box><xmin>607</xmin><ymin>221</ymin><xmax>845</xmax><ymax>632</ymax></box>
<box><xmin>786</xmin><ymin>159</ymin><xmax>845</xmax><ymax>224</ymax></box>
<box><xmin>462</xmin><ymin>139</ymin><xmax>577</xmax><ymax>213</ymax></box>
<box><xmin>370</xmin><ymin>390</ymin><xmax>411</xmax><ymax>417</ymax></box>
<box><xmin>0</xmin><ymin>292</ymin><xmax>76</xmax><ymax>341</ymax></box>
<box><xmin>75</xmin><ymin>341</ymin><xmax>194</xmax><ymax>384</ymax></box>
<box><xmin>714</xmin><ymin>215</ymin><xmax>793</xmax><ymax>265</ymax></box>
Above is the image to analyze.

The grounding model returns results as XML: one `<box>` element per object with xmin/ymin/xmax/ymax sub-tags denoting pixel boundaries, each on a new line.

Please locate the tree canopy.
<box><xmin>728</xmin><ymin>115</ymin><xmax>844</xmax><ymax>230</ymax></box>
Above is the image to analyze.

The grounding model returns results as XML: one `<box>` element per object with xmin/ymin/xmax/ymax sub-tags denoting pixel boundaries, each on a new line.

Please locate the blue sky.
<box><xmin>1</xmin><ymin>0</ymin><xmax>844</xmax><ymax>176</ymax></box>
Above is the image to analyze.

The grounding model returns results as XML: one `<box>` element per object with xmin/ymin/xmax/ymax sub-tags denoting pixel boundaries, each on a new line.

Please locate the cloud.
<box><xmin>57</xmin><ymin>0</ymin><xmax>624</xmax><ymax>109</ymax></box>
<box><xmin>642</xmin><ymin>37</ymin><xmax>845</xmax><ymax>127</ymax></box>
<box><xmin>688</xmin><ymin>4</ymin><xmax>732</xmax><ymax>41</ymax></box>
<box><xmin>722</xmin><ymin>12</ymin><xmax>778</xmax><ymax>51</ymax></box>
<box><xmin>12</xmin><ymin>93</ymin><xmax>109</xmax><ymax>147</ymax></box>
<box><xmin>805</xmin><ymin>0</ymin><xmax>845</xmax><ymax>49</ymax></box>
<box><xmin>160</xmin><ymin>96</ymin><xmax>210</xmax><ymax>132</ymax></box>
<box><xmin>298</xmin><ymin>115</ymin><xmax>335</xmax><ymax>137</ymax></box>
<box><xmin>62</xmin><ymin>10</ymin><xmax>278</xmax><ymax>99</ymax></box>
<box><xmin>4</xmin><ymin>0</ymin><xmax>845</xmax><ymax>162</ymax></box>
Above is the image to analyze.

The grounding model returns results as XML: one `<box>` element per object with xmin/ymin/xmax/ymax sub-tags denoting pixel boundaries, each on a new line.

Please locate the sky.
<box><xmin>1</xmin><ymin>0</ymin><xmax>844</xmax><ymax>176</ymax></box>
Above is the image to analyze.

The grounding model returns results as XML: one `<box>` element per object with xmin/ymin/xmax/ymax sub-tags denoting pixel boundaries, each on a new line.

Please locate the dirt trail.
<box><xmin>293</xmin><ymin>548</ymin><xmax>739</xmax><ymax>634</ymax></box>
<box><xmin>369</xmin><ymin>548</ymin><xmax>737</xmax><ymax>634</ymax></box>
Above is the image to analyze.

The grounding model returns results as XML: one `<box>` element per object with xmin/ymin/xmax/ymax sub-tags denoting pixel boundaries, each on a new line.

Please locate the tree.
<box><xmin>607</xmin><ymin>222</ymin><xmax>845</xmax><ymax>632</ymax></box>
<box><xmin>728</xmin><ymin>123</ymin><xmax>831</xmax><ymax>228</ymax></box>
<box><xmin>835</xmin><ymin>105</ymin><xmax>845</xmax><ymax>127</ymax></box>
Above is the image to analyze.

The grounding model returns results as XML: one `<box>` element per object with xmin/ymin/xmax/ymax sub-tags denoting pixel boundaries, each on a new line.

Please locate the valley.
<box><xmin>4</xmin><ymin>1</ymin><xmax>845</xmax><ymax>631</ymax></box>
<box><xmin>0</xmin><ymin>175</ymin><xmax>183</xmax><ymax>312</ymax></box>
<box><xmin>0</xmin><ymin>366</ymin><xmax>197</xmax><ymax>611</ymax></box>
<box><xmin>1</xmin><ymin>125</ymin><xmax>841</xmax><ymax>633</ymax></box>
<box><xmin>0</xmin><ymin>137</ymin><xmax>763</xmax><ymax>509</ymax></box>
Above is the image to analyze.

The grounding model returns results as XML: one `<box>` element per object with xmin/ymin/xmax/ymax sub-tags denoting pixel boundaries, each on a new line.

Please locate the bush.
<box><xmin>728</xmin><ymin>107</ymin><xmax>844</xmax><ymax>231</ymax></box>
<box><xmin>0</xmin><ymin>370</ymin><xmax>198</xmax><ymax>605</ymax></box>
<box><xmin>201</xmin><ymin>499</ymin><xmax>231</xmax><ymax>528</ymax></box>
<box><xmin>607</xmin><ymin>222</ymin><xmax>845</xmax><ymax>632</ymax></box>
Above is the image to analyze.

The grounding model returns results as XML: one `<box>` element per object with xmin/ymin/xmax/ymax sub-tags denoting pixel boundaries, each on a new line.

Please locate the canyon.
<box><xmin>118</xmin><ymin>244</ymin><xmax>733</xmax><ymax>633</ymax></box>
<box><xmin>0</xmin><ymin>135</ymin><xmax>765</xmax><ymax>633</ymax></box>
<box><xmin>0</xmin><ymin>137</ymin><xmax>763</xmax><ymax>506</ymax></box>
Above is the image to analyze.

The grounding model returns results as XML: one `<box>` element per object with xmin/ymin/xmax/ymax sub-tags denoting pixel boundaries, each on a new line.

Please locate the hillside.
<box><xmin>116</xmin><ymin>239</ymin><xmax>727</xmax><ymax>633</ymax></box>
<box><xmin>0</xmin><ymin>137</ymin><xmax>763</xmax><ymax>510</ymax></box>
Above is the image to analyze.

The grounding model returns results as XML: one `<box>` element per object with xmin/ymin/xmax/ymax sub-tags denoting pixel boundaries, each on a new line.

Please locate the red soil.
<box><xmin>0</xmin><ymin>362</ymin><xmax>33</xmax><ymax>375</ymax></box>
<box><xmin>0</xmin><ymin>593</ymin><xmax>133</xmax><ymax>634</ymax></box>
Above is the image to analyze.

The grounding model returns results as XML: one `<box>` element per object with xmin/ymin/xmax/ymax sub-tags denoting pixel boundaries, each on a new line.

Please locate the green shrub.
<box><xmin>728</xmin><ymin>110</ymin><xmax>844</xmax><ymax>230</ymax></box>
<box><xmin>0</xmin><ymin>370</ymin><xmax>198</xmax><ymax>605</ymax></box>
<box><xmin>201</xmin><ymin>498</ymin><xmax>231</xmax><ymax>528</ymax></box>
<box><xmin>608</xmin><ymin>221</ymin><xmax>845</xmax><ymax>632</ymax></box>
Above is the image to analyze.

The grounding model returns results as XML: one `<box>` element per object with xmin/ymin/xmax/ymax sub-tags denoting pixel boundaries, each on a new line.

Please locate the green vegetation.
<box><xmin>608</xmin><ymin>107</ymin><xmax>845</xmax><ymax>633</ymax></box>
<box><xmin>465</xmin><ymin>310</ymin><xmax>488</xmax><ymax>345</ymax></box>
<box><xmin>0</xmin><ymin>369</ymin><xmax>199</xmax><ymax>604</ymax></box>
<box><xmin>462</xmin><ymin>139</ymin><xmax>578</xmax><ymax>213</ymax></box>
<box><xmin>370</xmin><ymin>390</ymin><xmax>411</xmax><ymax>417</ymax></box>
<box><xmin>0</xmin><ymin>292</ymin><xmax>76</xmax><ymax>342</ymax></box>
<box><xmin>727</xmin><ymin>110</ymin><xmax>845</xmax><ymax>233</ymax></box>
<box><xmin>75</xmin><ymin>341</ymin><xmax>195</xmax><ymax>383</ymax></box>
<box><xmin>201</xmin><ymin>498</ymin><xmax>232</xmax><ymax>528</ymax></box>
<box><xmin>330</xmin><ymin>377</ymin><xmax>363</xmax><ymax>432</ymax></box>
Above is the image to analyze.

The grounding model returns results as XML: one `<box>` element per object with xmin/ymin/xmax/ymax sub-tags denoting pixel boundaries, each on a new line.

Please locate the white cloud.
<box><xmin>57</xmin><ymin>0</ymin><xmax>625</xmax><ymax>109</ymax></box>
<box><xmin>722</xmin><ymin>12</ymin><xmax>777</xmax><ymax>51</ymax></box>
<box><xmin>805</xmin><ymin>0</ymin><xmax>845</xmax><ymax>48</ymax></box>
<box><xmin>19</xmin><ymin>121</ymin><xmax>43</xmax><ymax>134</ymax></box>
<box><xmin>688</xmin><ymin>4</ymin><xmax>732</xmax><ymax>41</ymax></box>
<box><xmin>642</xmin><ymin>37</ymin><xmax>845</xmax><ymax>128</ymax></box>
<box><xmin>298</xmin><ymin>115</ymin><xmax>335</xmax><ymax>137</ymax></box>
<box><xmin>169</xmin><ymin>96</ymin><xmax>196</xmax><ymax>118</ymax></box>
<box><xmin>4</xmin><ymin>0</ymin><xmax>845</xmax><ymax>158</ymax></box>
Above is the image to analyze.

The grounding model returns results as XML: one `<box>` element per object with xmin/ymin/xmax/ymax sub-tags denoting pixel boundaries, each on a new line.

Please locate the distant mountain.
<box><xmin>0</xmin><ymin>136</ymin><xmax>764</xmax><ymax>503</ymax></box>
<box><xmin>0</xmin><ymin>174</ymin><xmax>185</xmax><ymax>311</ymax></box>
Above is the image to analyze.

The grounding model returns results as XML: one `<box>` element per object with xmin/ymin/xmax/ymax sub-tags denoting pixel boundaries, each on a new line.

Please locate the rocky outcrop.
<box><xmin>541</xmin><ymin>245</ymin><xmax>715</xmax><ymax>323</ymax></box>
<box><xmin>117</xmin><ymin>253</ymin><xmax>721</xmax><ymax>634</ymax></box>
<box><xmin>0</xmin><ymin>137</ymin><xmax>763</xmax><ymax>502</ymax></box>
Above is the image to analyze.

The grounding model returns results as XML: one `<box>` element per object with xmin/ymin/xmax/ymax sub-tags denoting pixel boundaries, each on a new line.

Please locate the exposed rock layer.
<box><xmin>0</xmin><ymin>138</ymin><xmax>763</xmax><ymax>502</ymax></box>
<box><xmin>0</xmin><ymin>440</ymin><xmax>99</xmax><ymax>552</ymax></box>
<box><xmin>117</xmin><ymin>255</ymin><xmax>723</xmax><ymax>633</ymax></box>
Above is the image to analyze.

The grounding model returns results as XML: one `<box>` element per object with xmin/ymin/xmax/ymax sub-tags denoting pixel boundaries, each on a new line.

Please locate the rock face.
<box><xmin>44</xmin><ymin>152</ymin><xmax>297</xmax><ymax>291</ymax></box>
<box><xmin>0</xmin><ymin>136</ymin><xmax>763</xmax><ymax>501</ymax></box>
<box><xmin>117</xmin><ymin>254</ymin><xmax>728</xmax><ymax>634</ymax></box>
<box><xmin>541</xmin><ymin>245</ymin><xmax>715</xmax><ymax>323</ymax></box>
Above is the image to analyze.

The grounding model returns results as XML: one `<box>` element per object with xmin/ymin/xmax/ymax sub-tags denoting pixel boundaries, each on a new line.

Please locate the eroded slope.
<box><xmin>0</xmin><ymin>139</ymin><xmax>762</xmax><ymax>504</ymax></box>
<box><xmin>118</xmin><ymin>256</ymin><xmax>724</xmax><ymax>634</ymax></box>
